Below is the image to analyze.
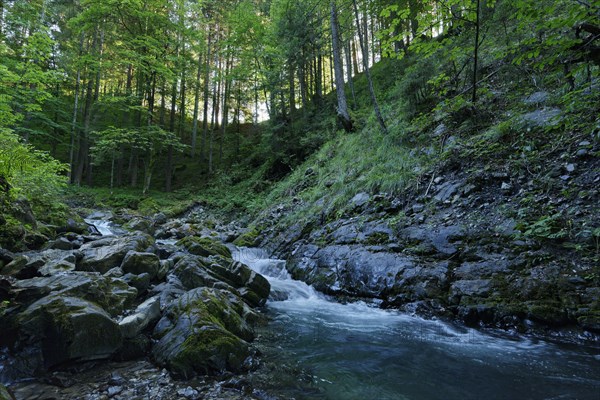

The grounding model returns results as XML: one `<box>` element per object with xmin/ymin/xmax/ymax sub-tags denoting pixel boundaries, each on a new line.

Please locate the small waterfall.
<box><xmin>232</xmin><ymin>247</ymin><xmax>600</xmax><ymax>400</ymax></box>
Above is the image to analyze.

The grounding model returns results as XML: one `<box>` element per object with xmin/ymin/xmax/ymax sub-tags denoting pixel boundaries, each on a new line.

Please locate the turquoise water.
<box><xmin>235</xmin><ymin>248</ymin><xmax>600</xmax><ymax>400</ymax></box>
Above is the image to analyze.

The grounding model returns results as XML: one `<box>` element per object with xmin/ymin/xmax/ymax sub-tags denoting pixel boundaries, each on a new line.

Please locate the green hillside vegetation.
<box><xmin>0</xmin><ymin>0</ymin><xmax>598</xmax><ymax>254</ymax></box>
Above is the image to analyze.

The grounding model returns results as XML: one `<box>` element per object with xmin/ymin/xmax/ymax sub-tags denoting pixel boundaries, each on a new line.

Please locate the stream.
<box><xmin>234</xmin><ymin>247</ymin><xmax>600</xmax><ymax>400</ymax></box>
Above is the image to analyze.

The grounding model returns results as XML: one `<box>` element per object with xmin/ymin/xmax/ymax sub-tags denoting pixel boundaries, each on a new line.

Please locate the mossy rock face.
<box><xmin>176</xmin><ymin>236</ymin><xmax>232</xmax><ymax>258</ymax></box>
<box><xmin>233</xmin><ymin>228</ymin><xmax>261</xmax><ymax>248</ymax></box>
<box><xmin>526</xmin><ymin>301</ymin><xmax>570</xmax><ymax>326</ymax></box>
<box><xmin>152</xmin><ymin>287</ymin><xmax>255</xmax><ymax>377</ymax></box>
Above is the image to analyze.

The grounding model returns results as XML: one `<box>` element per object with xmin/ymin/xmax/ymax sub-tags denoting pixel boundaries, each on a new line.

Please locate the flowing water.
<box><xmin>233</xmin><ymin>247</ymin><xmax>600</xmax><ymax>400</ymax></box>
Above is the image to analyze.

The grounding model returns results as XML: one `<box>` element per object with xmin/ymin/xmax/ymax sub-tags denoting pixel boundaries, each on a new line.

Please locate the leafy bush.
<box><xmin>0</xmin><ymin>130</ymin><xmax>68</xmax><ymax>218</ymax></box>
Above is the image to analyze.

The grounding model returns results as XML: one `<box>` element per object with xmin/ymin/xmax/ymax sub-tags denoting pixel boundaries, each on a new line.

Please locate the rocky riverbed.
<box><xmin>0</xmin><ymin>209</ymin><xmax>273</xmax><ymax>399</ymax></box>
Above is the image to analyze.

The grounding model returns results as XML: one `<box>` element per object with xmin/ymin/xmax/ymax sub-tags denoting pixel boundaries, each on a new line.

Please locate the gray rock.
<box><xmin>433</xmin><ymin>123</ymin><xmax>447</xmax><ymax>137</ymax></box>
<box><xmin>121</xmin><ymin>251</ymin><xmax>161</xmax><ymax>280</ymax></box>
<box><xmin>434</xmin><ymin>181</ymin><xmax>460</xmax><ymax>202</ymax></box>
<box><xmin>14</xmin><ymin>272</ymin><xmax>137</xmax><ymax>316</ymax></box>
<box><xmin>46</xmin><ymin>237</ymin><xmax>75</xmax><ymax>251</ymax></box>
<box><xmin>78</xmin><ymin>233</ymin><xmax>153</xmax><ymax>274</ymax></box>
<box><xmin>119</xmin><ymin>296</ymin><xmax>161</xmax><ymax>339</ymax></box>
<box><xmin>350</xmin><ymin>192</ymin><xmax>370</xmax><ymax>208</ymax></box>
<box><xmin>520</xmin><ymin>108</ymin><xmax>561</xmax><ymax>128</ymax></box>
<box><xmin>152</xmin><ymin>288</ymin><xmax>253</xmax><ymax>377</ymax></box>
<box><xmin>18</xmin><ymin>295</ymin><xmax>123</xmax><ymax>369</ymax></box>
<box><xmin>523</xmin><ymin>91</ymin><xmax>549</xmax><ymax>105</ymax></box>
<box><xmin>451</xmin><ymin>279</ymin><xmax>492</xmax><ymax>298</ymax></box>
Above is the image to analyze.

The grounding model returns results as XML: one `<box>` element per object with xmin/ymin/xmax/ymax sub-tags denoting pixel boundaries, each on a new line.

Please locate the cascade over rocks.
<box><xmin>255</xmin><ymin>151</ymin><xmax>600</xmax><ymax>339</ymax></box>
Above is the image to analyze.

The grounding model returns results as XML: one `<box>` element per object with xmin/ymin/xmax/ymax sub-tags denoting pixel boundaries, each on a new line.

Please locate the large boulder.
<box><xmin>13</xmin><ymin>272</ymin><xmax>137</xmax><ymax>316</ymax></box>
<box><xmin>17</xmin><ymin>295</ymin><xmax>122</xmax><ymax>369</ymax></box>
<box><xmin>77</xmin><ymin>233</ymin><xmax>153</xmax><ymax>274</ymax></box>
<box><xmin>152</xmin><ymin>288</ymin><xmax>255</xmax><ymax>377</ymax></box>
<box><xmin>120</xmin><ymin>251</ymin><xmax>161</xmax><ymax>280</ymax></box>
<box><xmin>172</xmin><ymin>255</ymin><xmax>270</xmax><ymax>307</ymax></box>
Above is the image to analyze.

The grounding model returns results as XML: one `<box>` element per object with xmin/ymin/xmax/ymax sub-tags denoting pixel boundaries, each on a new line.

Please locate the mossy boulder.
<box><xmin>176</xmin><ymin>236</ymin><xmax>232</xmax><ymax>258</ymax></box>
<box><xmin>17</xmin><ymin>295</ymin><xmax>122</xmax><ymax>369</ymax></box>
<box><xmin>152</xmin><ymin>287</ymin><xmax>255</xmax><ymax>377</ymax></box>
<box><xmin>233</xmin><ymin>228</ymin><xmax>261</xmax><ymax>248</ymax></box>
<box><xmin>14</xmin><ymin>272</ymin><xmax>138</xmax><ymax>316</ymax></box>
<box><xmin>120</xmin><ymin>251</ymin><xmax>161</xmax><ymax>280</ymax></box>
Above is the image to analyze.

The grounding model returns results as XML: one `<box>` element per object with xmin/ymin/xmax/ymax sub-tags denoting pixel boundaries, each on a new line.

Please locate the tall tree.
<box><xmin>330</xmin><ymin>0</ymin><xmax>353</xmax><ymax>132</ymax></box>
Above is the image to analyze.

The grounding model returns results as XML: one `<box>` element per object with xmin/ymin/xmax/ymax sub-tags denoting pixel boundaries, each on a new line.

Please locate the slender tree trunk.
<box><xmin>117</xmin><ymin>64</ymin><xmax>133</xmax><ymax>187</ymax></box>
<box><xmin>74</xmin><ymin>28</ymin><xmax>99</xmax><ymax>186</ymax></box>
<box><xmin>166</xmin><ymin>58</ymin><xmax>178</xmax><ymax>193</ymax></box>
<box><xmin>209</xmin><ymin>55</ymin><xmax>220</xmax><ymax>174</ymax></box>
<box><xmin>159</xmin><ymin>79</ymin><xmax>166</xmax><ymax>127</ymax></box>
<box><xmin>353</xmin><ymin>0</ymin><xmax>387</xmax><ymax>134</ymax></box>
<box><xmin>316</xmin><ymin>54</ymin><xmax>323</xmax><ymax>104</ymax></box>
<box><xmin>191</xmin><ymin>52</ymin><xmax>202</xmax><ymax>158</ymax></box>
<box><xmin>0</xmin><ymin>0</ymin><xmax>4</xmax><ymax>38</ymax></box>
<box><xmin>288</xmin><ymin>63</ymin><xmax>295</xmax><ymax>119</ymax></box>
<box><xmin>351</xmin><ymin>40</ymin><xmax>359</xmax><ymax>73</ymax></box>
<box><xmin>69</xmin><ymin>34</ymin><xmax>84</xmax><ymax>183</ymax></box>
<box><xmin>299</xmin><ymin>62</ymin><xmax>307</xmax><ymax>109</ymax></box>
<box><xmin>220</xmin><ymin>53</ymin><xmax>232</xmax><ymax>166</ymax></box>
<box><xmin>472</xmin><ymin>0</ymin><xmax>481</xmax><ymax>103</ymax></box>
<box><xmin>330</xmin><ymin>1</ymin><xmax>353</xmax><ymax>132</ymax></box>
<box><xmin>345</xmin><ymin>40</ymin><xmax>356</xmax><ymax>108</ymax></box>
<box><xmin>201</xmin><ymin>28</ymin><xmax>212</xmax><ymax>160</ymax></box>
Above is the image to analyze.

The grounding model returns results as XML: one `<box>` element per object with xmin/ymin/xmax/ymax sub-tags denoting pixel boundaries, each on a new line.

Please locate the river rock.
<box><xmin>119</xmin><ymin>296</ymin><xmax>161</xmax><ymax>339</ymax></box>
<box><xmin>120</xmin><ymin>251</ymin><xmax>161</xmax><ymax>280</ymax></box>
<box><xmin>77</xmin><ymin>233</ymin><xmax>154</xmax><ymax>274</ymax></box>
<box><xmin>152</xmin><ymin>287</ymin><xmax>253</xmax><ymax>377</ymax></box>
<box><xmin>17</xmin><ymin>295</ymin><xmax>123</xmax><ymax>369</ymax></box>
<box><xmin>14</xmin><ymin>272</ymin><xmax>137</xmax><ymax>316</ymax></box>
<box><xmin>450</xmin><ymin>279</ymin><xmax>492</xmax><ymax>300</ymax></box>
<box><xmin>176</xmin><ymin>236</ymin><xmax>232</xmax><ymax>258</ymax></box>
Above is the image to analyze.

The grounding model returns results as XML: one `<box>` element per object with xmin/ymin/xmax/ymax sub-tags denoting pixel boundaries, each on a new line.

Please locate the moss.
<box><xmin>176</xmin><ymin>236</ymin><xmax>232</xmax><ymax>258</ymax></box>
<box><xmin>0</xmin><ymin>214</ymin><xmax>26</xmax><ymax>251</ymax></box>
<box><xmin>233</xmin><ymin>227</ymin><xmax>261</xmax><ymax>247</ymax></box>
<box><xmin>364</xmin><ymin>231</ymin><xmax>391</xmax><ymax>245</ymax></box>
<box><xmin>173</xmin><ymin>326</ymin><xmax>249</xmax><ymax>375</ymax></box>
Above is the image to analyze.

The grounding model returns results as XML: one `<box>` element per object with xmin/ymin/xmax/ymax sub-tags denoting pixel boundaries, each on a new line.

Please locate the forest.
<box><xmin>0</xmin><ymin>0</ymin><xmax>599</xmax><ymax>399</ymax></box>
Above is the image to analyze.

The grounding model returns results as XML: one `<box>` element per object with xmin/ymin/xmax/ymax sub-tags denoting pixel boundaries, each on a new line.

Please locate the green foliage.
<box><xmin>0</xmin><ymin>130</ymin><xmax>68</xmax><ymax>215</ymax></box>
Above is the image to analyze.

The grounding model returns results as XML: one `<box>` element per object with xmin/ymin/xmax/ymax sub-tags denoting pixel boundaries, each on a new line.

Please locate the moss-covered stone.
<box><xmin>176</xmin><ymin>236</ymin><xmax>232</xmax><ymax>258</ymax></box>
<box><xmin>233</xmin><ymin>228</ymin><xmax>261</xmax><ymax>248</ymax></box>
<box><xmin>152</xmin><ymin>287</ymin><xmax>255</xmax><ymax>377</ymax></box>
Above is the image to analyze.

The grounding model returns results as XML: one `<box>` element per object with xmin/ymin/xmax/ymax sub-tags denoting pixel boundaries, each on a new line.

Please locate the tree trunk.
<box><xmin>472</xmin><ymin>0</ymin><xmax>481</xmax><ymax>103</ymax></box>
<box><xmin>69</xmin><ymin>34</ymin><xmax>84</xmax><ymax>183</ymax></box>
<box><xmin>330</xmin><ymin>1</ymin><xmax>353</xmax><ymax>132</ymax></box>
<box><xmin>191</xmin><ymin>52</ymin><xmax>202</xmax><ymax>158</ymax></box>
<box><xmin>201</xmin><ymin>28</ymin><xmax>212</xmax><ymax>161</ymax></box>
<box><xmin>166</xmin><ymin>59</ymin><xmax>178</xmax><ymax>193</ymax></box>
<box><xmin>353</xmin><ymin>0</ymin><xmax>387</xmax><ymax>134</ymax></box>
<box><xmin>220</xmin><ymin>53</ymin><xmax>232</xmax><ymax>166</ymax></box>
<box><xmin>74</xmin><ymin>28</ymin><xmax>99</xmax><ymax>186</ymax></box>
<box><xmin>345</xmin><ymin>40</ymin><xmax>357</xmax><ymax>108</ymax></box>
